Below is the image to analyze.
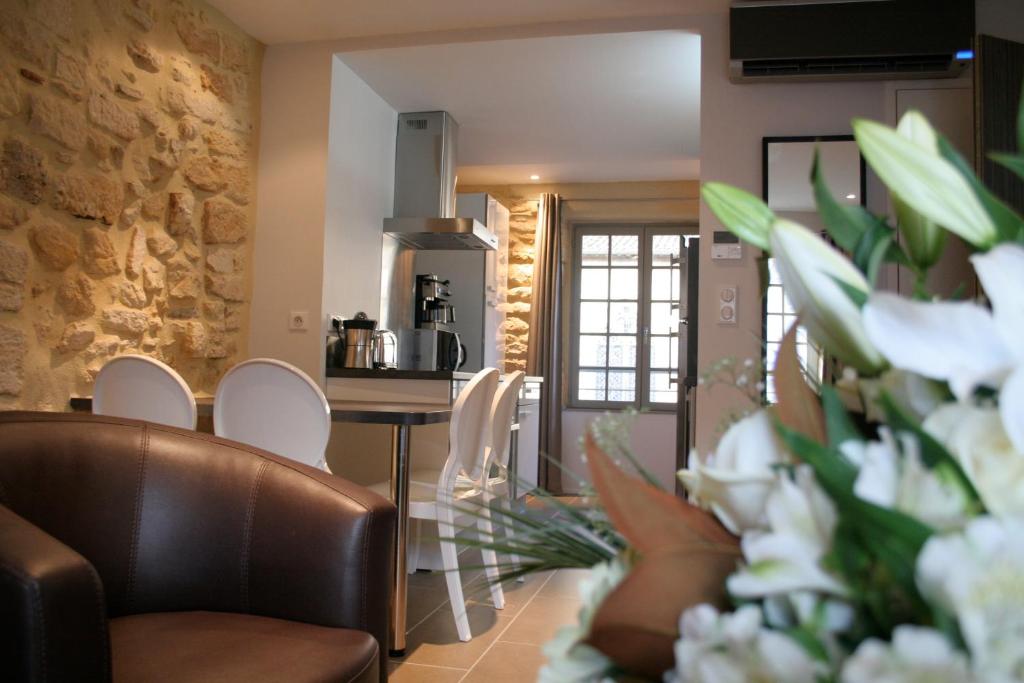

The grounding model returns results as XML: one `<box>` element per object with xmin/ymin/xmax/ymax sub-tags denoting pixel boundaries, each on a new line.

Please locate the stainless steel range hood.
<box><xmin>383</xmin><ymin>112</ymin><xmax>498</xmax><ymax>251</ymax></box>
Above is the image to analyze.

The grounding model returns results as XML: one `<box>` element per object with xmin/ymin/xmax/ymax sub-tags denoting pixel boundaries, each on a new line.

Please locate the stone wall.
<box><xmin>0</xmin><ymin>0</ymin><xmax>261</xmax><ymax>410</ymax></box>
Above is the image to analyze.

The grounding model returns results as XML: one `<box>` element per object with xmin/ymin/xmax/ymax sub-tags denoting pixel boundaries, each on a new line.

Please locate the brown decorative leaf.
<box><xmin>584</xmin><ymin>433</ymin><xmax>738</xmax><ymax>553</ymax></box>
<box><xmin>585</xmin><ymin>546</ymin><xmax>740</xmax><ymax>679</ymax></box>
<box><xmin>774</xmin><ymin>321</ymin><xmax>826</xmax><ymax>444</ymax></box>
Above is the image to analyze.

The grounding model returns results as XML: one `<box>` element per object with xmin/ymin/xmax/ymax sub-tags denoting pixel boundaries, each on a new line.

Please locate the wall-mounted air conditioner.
<box><xmin>730</xmin><ymin>0</ymin><xmax>976</xmax><ymax>83</ymax></box>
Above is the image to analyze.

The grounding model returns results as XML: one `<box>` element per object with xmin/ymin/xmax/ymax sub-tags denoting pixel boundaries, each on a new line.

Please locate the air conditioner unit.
<box><xmin>729</xmin><ymin>0</ymin><xmax>975</xmax><ymax>83</ymax></box>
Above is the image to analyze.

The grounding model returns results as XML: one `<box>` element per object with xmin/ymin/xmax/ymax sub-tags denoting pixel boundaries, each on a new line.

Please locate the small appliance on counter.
<box><xmin>396</xmin><ymin>273</ymin><xmax>467</xmax><ymax>371</ymax></box>
<box><xmin>328</xmin><ymin>312</ymin><xmax>400</xmax><ymax>370</ymax></box>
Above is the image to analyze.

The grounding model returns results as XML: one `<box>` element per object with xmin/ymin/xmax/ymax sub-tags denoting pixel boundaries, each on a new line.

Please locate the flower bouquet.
<box><xmin>471</xmin><ymin>90</ymin><xmax>1024</xmax><ymax>682</ymax></box>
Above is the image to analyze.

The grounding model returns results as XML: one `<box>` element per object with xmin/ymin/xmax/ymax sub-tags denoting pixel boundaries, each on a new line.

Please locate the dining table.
<box><xmin>70</xmin><ymin>395</ymin><xmax>451</xmax><ymax>656</ymax></box>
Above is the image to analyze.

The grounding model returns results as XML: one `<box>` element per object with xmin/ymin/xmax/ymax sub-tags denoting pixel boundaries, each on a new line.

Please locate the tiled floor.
<box><xmin>388</xmin><ymin>547</ymin><xmax>590</xmax><ymax>682</ymax></box>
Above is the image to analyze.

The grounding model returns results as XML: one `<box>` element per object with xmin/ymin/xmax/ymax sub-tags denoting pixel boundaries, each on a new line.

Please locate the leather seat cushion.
<box><xmin>109</xmin><ymin>611</ymin><xmax>379</xmax><ymax>683</ymax></box>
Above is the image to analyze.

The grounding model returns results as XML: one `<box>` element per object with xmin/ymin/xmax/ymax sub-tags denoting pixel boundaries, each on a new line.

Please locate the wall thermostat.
<box><xmin>711</xmin><ymin>231</ymin><xmax>742</xmax><ymax>260</ymax></box>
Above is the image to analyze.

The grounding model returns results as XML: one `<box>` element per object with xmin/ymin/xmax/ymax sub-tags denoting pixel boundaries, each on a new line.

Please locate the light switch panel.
<box><xmin>718</xmin><ymin>286</ymin><xmax>737</xmax><ymax>325</ymax></box>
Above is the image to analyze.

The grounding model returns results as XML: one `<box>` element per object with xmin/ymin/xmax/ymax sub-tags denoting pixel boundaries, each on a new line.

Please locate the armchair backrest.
<box><xmin>0</xmin><ymin>411</ymin><xmax>395</xmax><ymax>647</ymax></box>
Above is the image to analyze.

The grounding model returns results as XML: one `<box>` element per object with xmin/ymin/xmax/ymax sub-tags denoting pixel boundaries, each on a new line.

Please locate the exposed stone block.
<box><xmin>0</xmin><ymin>281</ymin><xmax>23</xmax><ymax>311</ymax></box>
<box><xmin>202</xmin><ymin>198</ymin><xmax>245</xmax><ymax>243</ymax></box>
<box><xmin>206</xmin><ymin>246</ymin><xmax>241</xmax><ymax>273</ymax></box>
<box><xmin>0</xmin><ymin>240</ymin><xmax>28</xmax><ymax>283</ymax></box>
<box><xmin>1</xmin><ymin>136</ymin><xmax>48</xmax><ymax>204</ymax></box>
<box><xmin>56</xmin><ymin>321</ymin><xmax>94</xmax><ymax>353</ymax></box>
<box><xmin>101</xmin><ymin>306</ymin><xmax>149</xmax><ymax>336</ymax></box>
<box><xmin>204</xmin><ymin>272</ymin><xmax>244</xmax><ymax>301</ymax></box>
<box><xmin>146</xmin><ymin>230</ymin><xmax>177</xmax><ymax>259</ymax></box>
<box><xmin>0</xmin><ymin>323</ymin><xmax>26</xmax><ymax>395</ymax></box>
<box><xmin>117</xmin><ymin>280</ymin><xmax>146</xmax><ymax>308</ymax></box>
<box><xmin>0</xmin><ymin>197</ymin><xmax>28</xmax><ymax>230</ymax></box>
<box><xmin>166</xmin><ymin>191</ymin><xmax>194</xmax><ymax>236</ymax></box>
<box><xmin>141</xmin><ymin>257</ymin><xmax>164</xmax><ymax>292</ymax></box>
<box><xmin>174</xmin><ymin>14</ymin><xmax>220</xmax><ymax>64</ymax></box>
<box><xmin>127</xmin><ymin>39</ymin><xmax>162</xmax><ymax>73</ymax></box>
<box><xmin>53</xmin><ymin>173</ymin><xmax>123</xmax><ymax>225</ymax></box>
<box><xmin>0</xmin><ymin>70</ymin><xmax>19</xmax><ymax>118</ymax></box>
<box><xmin>56</xmin><ymin>271</ymin><xmax>95</xmax><ymax>315</ymax></box>
<box><xmin>82</xmin><ymin>226</ymin><xmax>120</xmax><ymax>277</ymax></box>
<box><xmin>87</xmin><ymin>92</ymin><xmax>140</xmax><ymax>141</ymax></box>
<box><xmin>200</xmin><ymin>64</ymin><xmax>232</xmax><ymax>103</ymax></box>
<box><xmin>29</xmin><ymin>221</ymin><xmax>78</xmax><ymax>270</ymax></box>
<box><xmin>125</xmin><ymin>225</ymin><xmax>146</xmax><ymax>278</ymax></box>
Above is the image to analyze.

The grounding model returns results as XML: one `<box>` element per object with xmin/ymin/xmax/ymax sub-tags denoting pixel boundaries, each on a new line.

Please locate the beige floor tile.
<box><xmin>536</xmin><ymin>568</ymin><xmax>590</xmax><ymax>599</ymax></box>
<box><xmin>498</xmin><ymin>609</ymin><xmax>571</xmax><ymax>647</ymax></box>
<box><xmin>461</xmin><ymin>641</ymin><xmax>547</xmax><ymax>683</ymax></box>
<box><xmin>465</xmin><ymin>570</ymin><xmax>550</xmax><ymax>617</ymax></box>
<box><xmin>407</xmin><ymin>583</ymin><xmax>451</xmax><ymax>629</ymax></box>
<box><xmin>514</xmin><ymin>594</ymin><xmax>582</xmax><ymax>624</ymax></box>
<box><xmin>396</xmin><ymin>601</ymin><xmax>513</xmax><ymax>669</ymax></box>
<box><xmin>387</xmin><ymin>661</ymin><xmax>466</xmax><ymax>682</ymax></box>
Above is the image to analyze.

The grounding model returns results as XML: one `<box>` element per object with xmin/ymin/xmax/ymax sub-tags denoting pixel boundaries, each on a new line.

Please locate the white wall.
<box><xmin>250</xmin><ymin>45</ymin><xmax>396</xmax><ymax>382</ymax></box>
<box><xmin>561</xmin><ymin>411</ymin><xmax>678</xmax><ymax>491</ymax></box>
<box><xmin>321</xmin><ymin>57</ymin><xmax>398</xmax><ymax>365</ymax></box>
<box><xmin>694</xmin><ymin>14</ymin><xmax>890</xmax><ymax>453</ymax></box>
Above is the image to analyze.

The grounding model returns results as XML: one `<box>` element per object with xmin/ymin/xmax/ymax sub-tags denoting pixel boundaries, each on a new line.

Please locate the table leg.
<box><xmin>389</xmin><ymin>424</ymin><xmax>411</xmax><ymax>656</ymax></box>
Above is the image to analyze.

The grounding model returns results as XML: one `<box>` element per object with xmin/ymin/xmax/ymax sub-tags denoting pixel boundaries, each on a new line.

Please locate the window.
<box><xmin>570</xmin><ymin>225</ymin><xmax>691</xmax><ymax>410</ymax></box>
<box><xmin>763</xmin><ymin>258</ymin><xmax>823</xmax><ymax>403</ymax></box>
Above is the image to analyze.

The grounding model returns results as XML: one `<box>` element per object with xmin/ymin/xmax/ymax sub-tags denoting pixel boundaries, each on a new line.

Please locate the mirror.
<box><xmin>761</xmin><ymin>136</ymin><xmax>865</xmax><ymax>402</ymax></box>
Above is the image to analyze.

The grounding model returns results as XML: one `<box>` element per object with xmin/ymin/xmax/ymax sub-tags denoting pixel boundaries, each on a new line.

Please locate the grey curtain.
<box><xmin>527</xmin><ymin>193</ymin><xmax>563</xmax><ymax>494</ymax></box>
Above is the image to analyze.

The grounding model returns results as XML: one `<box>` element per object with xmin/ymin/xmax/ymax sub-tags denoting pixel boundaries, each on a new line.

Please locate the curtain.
<box><xmin>527</xmin><ymin>193</ymin><xmax>564</xmax><ymax>494</ymax></box>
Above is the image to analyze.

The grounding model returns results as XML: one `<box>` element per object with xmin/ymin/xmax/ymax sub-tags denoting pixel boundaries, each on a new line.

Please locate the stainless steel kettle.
<box><xmin>372</xmin><ymin>329</ymin><xmax>398</xmax><ymax>369</ymax></box>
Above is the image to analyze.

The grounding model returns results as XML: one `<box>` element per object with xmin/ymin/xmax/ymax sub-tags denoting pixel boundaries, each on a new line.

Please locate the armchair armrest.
<box><xmin>0</xmin><ymin>505</ymin><xmax>110</xmax><ymax>683</ymax></box>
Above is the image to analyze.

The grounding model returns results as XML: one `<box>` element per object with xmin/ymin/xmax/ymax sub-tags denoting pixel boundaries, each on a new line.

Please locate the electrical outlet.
<box><xmin>718</xmin><ymin>286</ymin><xmax>737</xmax><ymax>325</ymax></box>
<box><xmin>289</xmin><ymin>310</ymin><xmax>309</xmax><ymax>331</ymax></box>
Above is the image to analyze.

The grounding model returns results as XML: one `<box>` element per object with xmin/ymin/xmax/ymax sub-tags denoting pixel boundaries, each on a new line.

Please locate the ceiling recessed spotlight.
<box><xmin>530</xmin><ymin>174</ymin><xmax>540</xmax><ymax>181</ymax></box>
<box><xmin>845</xmin><ymin>193</ymin><xmax>857</xmax><ymax>200</ymax></box>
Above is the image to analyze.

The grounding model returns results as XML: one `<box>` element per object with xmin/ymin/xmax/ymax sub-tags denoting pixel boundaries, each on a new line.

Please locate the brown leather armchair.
<box><xmin>0</xmin><ymin>411</ymin><xmax>395</xmax><ymax>683</ymax></box>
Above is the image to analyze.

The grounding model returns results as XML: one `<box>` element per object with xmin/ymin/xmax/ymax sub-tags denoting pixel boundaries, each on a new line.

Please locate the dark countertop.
<box><xmin>326</xmin><ymin>367</ymin><xmax>455</xmax><ymax>380</ymax></box>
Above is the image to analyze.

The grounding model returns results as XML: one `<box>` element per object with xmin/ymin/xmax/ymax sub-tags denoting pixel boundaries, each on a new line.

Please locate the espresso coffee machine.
<box><xmin>399</xmin><ymin>274</ymin><xmax>465</xmax><ymax>371</ymax></box>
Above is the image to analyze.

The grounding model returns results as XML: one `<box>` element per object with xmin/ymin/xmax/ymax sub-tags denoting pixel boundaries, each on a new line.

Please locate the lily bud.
<box><xmin>770</xmin><ymin>219</ymin><xmax>886</xmax><ymax>374</ymax></box>
<box><xmin>894</xmin><ymin>112</ymin><xmax>947</xmax><ymax>269</ymax></box>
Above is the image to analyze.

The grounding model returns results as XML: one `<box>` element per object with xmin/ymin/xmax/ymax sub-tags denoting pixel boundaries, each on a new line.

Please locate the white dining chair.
<box><xmin>93</xmin><ymin>355</ymin><xmax>197</xmax><ymax>430</ymax></box>
<box><xmin>213</xmin><ymin>358</ymin><xmax>332</xmax><ymax>471</ymax></box>
<box><xmin>369</xmin><ymin>367</ymin><xmax>503</xmax><ymax>642</ymax></box>
<box><xmin>481</xmin><ymin>371</ymin><xmax>526</xmax><ymax>579</ymax></box>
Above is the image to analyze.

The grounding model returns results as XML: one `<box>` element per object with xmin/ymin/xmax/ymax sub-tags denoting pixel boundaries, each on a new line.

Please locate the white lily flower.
<box><xmin>840</xmin><ymin>626</ymin><xmax>973</xmax><ymax>683</ymax></box>
<box><xmin>848</xmin><ymin>429</ymin><xmax>972</xmax><ymax>530</ymax></box>
<box><xmin>538</xmin><ymin>559</ymin><xmax>626</xmax><ymax>683</ymax></box>
<box><xmin>666</xmin><ymin>604</ymin><xmax>824</xmax><ymax>683</ymax></box>
<box><xmin>678</xmin><ymin>410</ymin><xmax>788</xmax><ymax>534</ymax></box>
<box><xmin>916</xmin><ymin>516</ymin><xmax>1024</xmax><ymax>681</ymax></box>
<box><xmin>892</xmin><ymin>112</ymin><xmax>948</xmax><ymax>269</ymax></box>
<box><xmin>856</xmin><ymin>369</ymin><xmax>947</xmax><ymax>422</ymax></box>
<box><xmin>770</xmin><ymin>219</ymin><xmax>886</xmax><ymax>373</ymax></box>
<box><xmin>863</xmin><ymin>244</ymin><xmax>1024</xmax><ymax>455</ymax></box>
<box><xmin>727</xmin><ymin>467</ymin><xmax>848</xmax><ymax>598</ymax></box>
<box><xmin>923</xmin><ymin>403</ymin><xmax>1024</xmax><ymax>517</ymax></box>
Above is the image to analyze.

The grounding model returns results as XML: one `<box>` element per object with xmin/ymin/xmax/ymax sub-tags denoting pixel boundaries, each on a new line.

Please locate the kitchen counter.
<box><xmin>326</xmin><ymin>367</ymin><xmax>456</xmax><ymax>380</ymax></box>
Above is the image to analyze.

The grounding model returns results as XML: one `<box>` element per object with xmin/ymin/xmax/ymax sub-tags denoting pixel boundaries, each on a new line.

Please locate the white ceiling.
<box><xmin>339</xmin><ymin>31</ymin><xmax>702</xmax><ymax>184</ymax></box>
<box><xmin>205</xmin><ymin>0</ymin><xmax>726</xmax><ymax>45</ymax></box>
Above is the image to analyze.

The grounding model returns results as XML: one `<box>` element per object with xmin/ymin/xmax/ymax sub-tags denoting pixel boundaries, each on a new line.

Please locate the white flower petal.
<box><xmin>853</xmin><ymin>441</ymin><xmax>898</xmax><ymax>508</ymax></box>
<box><xmin>972</xmin><ymin>244</ymin><xmax>1024</xmax><ymax>362</ymax></box>
<box><xmin>1000</xmin><ymin>367</ymin><xmax>1024</xmax><ymax>456</ymax></box>
<box><xmin>864</xmin><ymin>292</ymin><xmax>1014</xmax><ymax>398</ymax></box>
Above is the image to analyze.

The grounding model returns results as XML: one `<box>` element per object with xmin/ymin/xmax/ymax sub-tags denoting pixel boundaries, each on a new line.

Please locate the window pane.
<box><xmin>609</xmin><ymin>268</ymin><xmax>638</xmax><ymax>300</ymax></box>
<box><xmin>580</xmin><ymin>268</ymin><xmax>609</xmax><ymax>300</ymax></box>
<box><xmin>650</xmin><ymin>269</ymin><xmax>678</xmax><ymax>301</ymax></box>
<box><xmin>651</xmin><ymin>336</ymin><xmax>671</xmax><ymax>368</ymax></box>
<box><xmin>766</xmin><ymin>342</ymin><xmax>780</xmax><ymax>371</ymax></box>
<box><xmin>579</xmin><ymin>335</ymin><xmax>607</xmax><ymax>366</ymax></box>
<box><xmin>607</xmin><ymin>371</ymin><xmax>636</xmax><ymax>402</ymax></box>
<box><xmin>652</xmin><ymin>235</ymin><xmax>681</xmax><ymax>267</ymax></box>
<box><xmin>578</xmin><ymin>370</ymin><xmax>606</xmax><ymax>402</ymax></box>
<box><xmin>580</xmin><ymin>302</ymin><xmax>608</xmax><ymax>333</ymax></box>
<box><xmin>610</xmin><ymin>235</ymin><xmax>639</xmax><ymax>266</ymax></box>
<box><xmin>609</xmin><ymin>302</ymin><xmax>638</xmax><ymax>333</ymax></box>
<box><xmin>582</xmin><ymin>235</ymin><xmax>608</xmax><ymax>265</ymax></box>
<box><xmin>649</xmin><ymin>370</ymin><xmax>677</xmax><ymax>404</ymax></box>
<box><xmin>607</xmin><ymin>335</ymin><xmax>637</xmax><ymax>367</ymax></box>
<box><xmin>766</xmin><ymin>286</ymin><xmax>784</xmax><ymax>314</ymax></box>
<box><xmin>766</xmin><ymin>314</ymin><xmax>784</xmax><ymax>342</ymax></box>
<box><xmin>650</xmin><ymin>302</ymin><xmax>676</xmax><ymax>335</ymax></box>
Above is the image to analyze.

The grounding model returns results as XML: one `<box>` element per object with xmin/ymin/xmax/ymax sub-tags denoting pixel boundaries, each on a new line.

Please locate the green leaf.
<box><xmin>991</xmin><ymin>152</ymin><xmax>1024</xmax><ymax>183</ymax></box>
<box><xmin>1019</xmin><ymin>77</ymin><xmax>1024</xmax><ymax>152</ymax></box>
<box><xmin>821</xmin><ymin>384</ymin><xmax>862</xmax><ymax>449</ymax></box>
<box><xmin>701</xmin><ymin>182</ymin><xmax>774</xmax><ymax>252</ymax></box>
<box><xmin>812</xmin><ymin>150</ymin><xmax>869</xmax><ymax>252</ymax></box>
<box><xmin>828</xmin><ymin>275</ymin><xmax>869</xmax><ymax>309</ymax></box>
<box><xmin>853</xmin><ymin>118</ymin><xmax>998</xmax><ymax>248</ymax></box>
<box><xmin>852</xmin><ymin>220</ymin><xmax>895</xmax><ymax>286</ymax></box>
<box><xmin>937</xmin><ymin>135</ymin><xmax>1024</xmax><ymax>243</ymax></box>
